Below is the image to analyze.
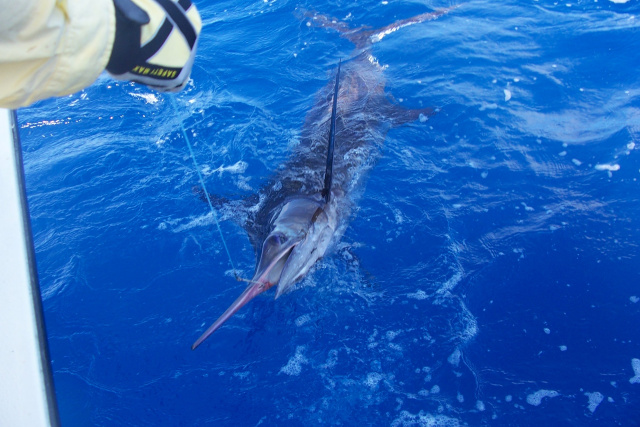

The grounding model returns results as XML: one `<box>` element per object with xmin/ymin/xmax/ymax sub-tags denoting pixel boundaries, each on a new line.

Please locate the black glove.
<box><xmin>106</xmin><ymin>0</ymin><xmax>201</xmax><ymax>92</ymax></box>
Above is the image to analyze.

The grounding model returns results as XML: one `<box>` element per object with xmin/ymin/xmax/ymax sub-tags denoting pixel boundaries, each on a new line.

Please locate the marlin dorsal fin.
<box><xmin>322</xmin><ymin>60</ymin><xmax>341</xmax><ymax>203</ymax></box>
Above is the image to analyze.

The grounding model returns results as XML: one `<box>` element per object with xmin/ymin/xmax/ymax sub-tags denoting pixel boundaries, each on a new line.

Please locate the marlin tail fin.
<box><xmin>298</xmin><ymin>6</ymin><xmax>459</xmax><ymax>49</ymax></box>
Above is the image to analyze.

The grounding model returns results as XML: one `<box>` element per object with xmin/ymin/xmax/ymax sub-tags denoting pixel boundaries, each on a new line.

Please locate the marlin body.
<box><xmin>192</xmin><ymin>7</ymin><xmax>456</xmax><ymax>349</ymax></box>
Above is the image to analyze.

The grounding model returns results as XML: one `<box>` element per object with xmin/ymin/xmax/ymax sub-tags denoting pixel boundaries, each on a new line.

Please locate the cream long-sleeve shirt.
<box><xmin>0</xmin><ymin>0</ymin><xmax>115</xmax><ymax>108</ymax></box>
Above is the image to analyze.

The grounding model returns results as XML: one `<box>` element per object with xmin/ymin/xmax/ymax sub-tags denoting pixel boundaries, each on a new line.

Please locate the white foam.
<box><xmin>436</xmin><ymin>271</ymin><xmax>464</xmax><ymax>296</ymax></box>
<box><xmin>323</xmin><ymin>349</ymin><xmax>338</xmax><ymax>369</ymax></box>
<box><xmin>448</xmin><ymin>348</ymin><xmax>462</xmax><ymax>367</ymax></box>
<box><xmin>129</xmin><ymin>93</ymin><xmax>159</xmax><ymax>104</ymax></box>
<box><xmin>393</xmin><ymin>208</ymin><xmax>405</xmax><ymax>224</ymax></box>
<box><xmin>609</xmin><ymin>0</ymin><xmax>630</xmax><ymax>3</ymax></box>
<box><xmin>279</xmin><ymin>346</ymin><xmax>308</xmax><ymax>376</ymax></box>
<box><xmin>522</xmin><ymin>202</ymin><xmax>535</xmax><ymax>212</ymax></box>
<box><xmin>585</xmin><ymin>391</ymin><xmax>604</xmax><ymax>413</ymax></box>
<box><xmin>295</xmin><ymin>314</ymin><xmax>311</xmax><ymax>327</ymax></box>
<box><xmin>526</xmin><ymin>389</ymin><xmax>559</xmax><ymax>406</ymax></box>
<box><xmin>233</xmin><ymin>371</ymin><xmax>249</xmax><ymax>379</ymax></box>
<box><xmin>630</xmin><ymin>358</ymin><xmax>640</xmax><ymax>384</ymax></box>
<box><xmin>365</xmin><ymin>372</ymin><xmax>384</xmax><ymax>390</ymax></box>
<box><xmin>391</xmin><ymin>411</ymin><xmax>462</xmax><ymax>427</ymax></box>
<box><xmin>170</xmin><ymin>212</ymin><xmax>214</xmax><ymax>233</ymax></box>
<box><xmin>595</xmin><ymin>163</ymin><xmax>620</xmax><ymax>172</ymax></box>
<box><xmin>459</xmin><ymin>309</ymin><xmax>479</xmax><ymax>342</ymax></box>
<box><xmin>572</xmin><ymin>158</ymin><xmax>582</xmax><ymax>166</ymax></box>
<box><xmin>388</xmin><ymin>343</ymin><xmax>403</xmax><ymax>352</ymax></box>
<box><xmin>407</xmin><ymin>290</ymin><xmax>429</xmax><ymax>300</ymax></box>
<box><xmin>386</xmin><ymin>330</ymin><xmax>402</xmax><ymax>341</ymax></box>
<box><xmin>203</xmin><ymin>160</ymin><xmax>248</xmax><ymax>177</ymax></box>
<box><xmin>504</xmin><ymin>89</ymin><xmax>512</xmax><ymax>101</ymax></box>
<box><xmin>479</xmin><ymin>102</ymin><xmax>498</xmax><ymax>111</ymax></box>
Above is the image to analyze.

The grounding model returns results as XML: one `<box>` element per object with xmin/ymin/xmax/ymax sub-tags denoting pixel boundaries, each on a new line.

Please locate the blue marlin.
<box><xmin>192</xmin><ymin>7</ymin><xmax>456</xmax><ymax>349</ymax></box>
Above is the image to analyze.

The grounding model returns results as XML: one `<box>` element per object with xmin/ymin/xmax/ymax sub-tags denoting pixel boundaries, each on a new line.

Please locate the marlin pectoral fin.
<box><xmin>192</xmin><ymin>186</ymin><xmax>229</xmax><ymax>209</ymax></box>
<box><xmin>192</xmin><ymin>185</ymin><xmax>266</xmax><ymax>255</ymax></box>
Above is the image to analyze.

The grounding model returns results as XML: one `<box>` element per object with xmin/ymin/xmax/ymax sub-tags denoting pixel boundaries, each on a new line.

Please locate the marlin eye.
<box><xmin>270</xmin><ymin>233</ymin><xmax>286</xmax><ymax>245</ymax></box>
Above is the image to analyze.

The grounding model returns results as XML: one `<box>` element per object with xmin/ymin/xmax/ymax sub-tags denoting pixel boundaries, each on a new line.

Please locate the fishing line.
<box><xmin>168</xmin><ymin>94</ymin><xmax>240</xmax><ymax>280</ymax></box>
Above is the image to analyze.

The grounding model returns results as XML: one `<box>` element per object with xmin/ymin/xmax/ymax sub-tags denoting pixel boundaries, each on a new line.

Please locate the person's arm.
<box><xmin>0</xmin><ymin>0</ymin><xmax>201</xmax><ymax>109</ymax></box>
<box><xmin>0</xmin><ymin>0</ymin><xmax>114</xmax><ymax>109</ymax></box>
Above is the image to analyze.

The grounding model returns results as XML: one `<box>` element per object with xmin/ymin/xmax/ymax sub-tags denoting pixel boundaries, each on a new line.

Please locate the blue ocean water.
<box><xmin>17</xmin><ymin>0</ymin><xmax>640</xmax><ymax>425</ymax></box>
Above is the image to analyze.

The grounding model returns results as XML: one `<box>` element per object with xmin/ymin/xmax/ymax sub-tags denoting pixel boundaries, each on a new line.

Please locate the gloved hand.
<box><xmin>106</xmin><ymin>0</ymin><xmax>201</xmax><ymax>92</ymax></box>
